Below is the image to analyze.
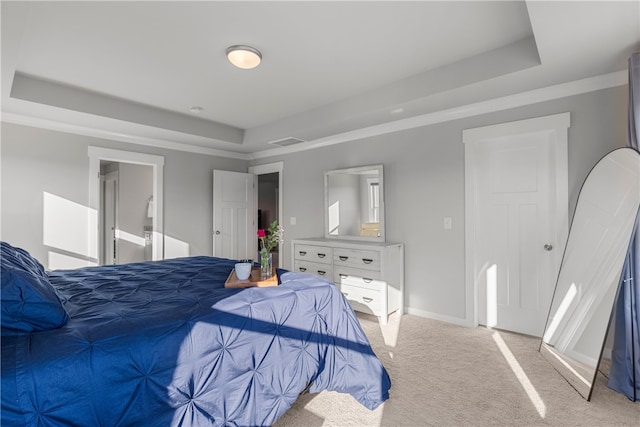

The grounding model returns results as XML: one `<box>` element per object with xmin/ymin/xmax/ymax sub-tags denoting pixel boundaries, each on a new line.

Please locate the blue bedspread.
<box><xmin>1</xmin><ymin>256</ymin><xmax>390</xmax><ymax>426</ymax></box>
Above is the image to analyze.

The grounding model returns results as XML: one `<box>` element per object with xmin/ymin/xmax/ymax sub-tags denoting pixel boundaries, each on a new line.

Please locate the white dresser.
<box><xmin>291</xmin><ymin>238</ymin><xmax>404</xmax><ymax>324</ymax></box>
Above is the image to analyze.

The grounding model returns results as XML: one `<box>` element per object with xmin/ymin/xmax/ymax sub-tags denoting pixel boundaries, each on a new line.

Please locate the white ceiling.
<box><xmin>2</xmin><ymin>1</ymin><xmax>639</xmax><ymax>158</ymax></box>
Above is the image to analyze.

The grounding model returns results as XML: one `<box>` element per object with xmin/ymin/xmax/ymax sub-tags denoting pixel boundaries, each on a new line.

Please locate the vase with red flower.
<box><xmin>257</xmin><ymin>221</ymin><xmax>283</xmax><ymax>279</ymax></box>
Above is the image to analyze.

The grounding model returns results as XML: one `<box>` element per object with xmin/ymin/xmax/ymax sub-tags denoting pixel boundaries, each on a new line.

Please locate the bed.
<box><xmin>1</xmin><ymin>241</ymin><xmax>390</xmax><ymax>426</ymax></box>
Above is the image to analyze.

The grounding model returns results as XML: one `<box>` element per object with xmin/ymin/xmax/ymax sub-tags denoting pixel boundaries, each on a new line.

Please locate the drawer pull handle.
<box><xmin>363</xmin><ymin>278</ymin><xmax>373</xmax><ymax>283</ymax></box>
<box><xmin>299</xmin><ymin>267</ymin><xmax>307</xmax><ymax>272</ymax></box>
<box><xmin>317</xmin><ymin>270</ymin><xmax>326</xmax><ymax>276</ymax></box>
<box><xmin>362</xmin><ymin>297</ymin><xmax>373</xmax><ymax>303</ymax></box>
<box><xmin>339</xmin><ymin>256</ymin><xmax>348</xmax><ymax>261</ymax></box>
<box><xmin>299</xmin><ymin>251</ymin><xmax>307</xmax><ymax>256</ymax></box>
<box><xmin>339</xmin><ymin>274</ymin><xmax>348</xmax><ymax>279</ymax></box>
<box><xmin>317</xmin><ymin>253</ymin><xmax>326</xmax><ymax>258</ymax></box>
<box><xmin>362</xmin><ymin>258</ymin><xmax>373</xmax><ymax>264</ymax></box>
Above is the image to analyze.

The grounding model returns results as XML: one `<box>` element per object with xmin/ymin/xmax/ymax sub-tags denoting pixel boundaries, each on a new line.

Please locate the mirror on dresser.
<box><xmin>324</xmin><ymin>164</ymin><xmax>385</xmax><ymax>242</ymax></box>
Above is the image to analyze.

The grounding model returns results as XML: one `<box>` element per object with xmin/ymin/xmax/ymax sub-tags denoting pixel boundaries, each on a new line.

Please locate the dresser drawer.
<box><xmin>340</xmin><ymin>284</ymin><xmax>382</xmax><ymax>316</ymax></box>
<box><xmin>333</xmin><ymin>248</ymin><xmax>380</xmax><ymax>271</ymax></box>
<box><xmin>294</xmin><ymin>260</ymin><xmax>333</xmax><ymax>279</ymax></box>
<box><xmin>334</xmin><ymin>266</ymin><xmax>383</xmax><ymax>291</ymax></box>
<box><xmin>294</xmin><ymin>244</ymin><xmax>333</xmax><ymax>265</ymax></box>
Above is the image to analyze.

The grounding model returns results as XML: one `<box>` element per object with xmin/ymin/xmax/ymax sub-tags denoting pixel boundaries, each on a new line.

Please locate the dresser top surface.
<box><xmin>292</xmin><ymin>237</ymin><xmax>402</xmax><ymax>249</ymax></box>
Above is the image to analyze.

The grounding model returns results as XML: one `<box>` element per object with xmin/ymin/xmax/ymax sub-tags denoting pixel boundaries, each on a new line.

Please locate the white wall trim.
<box><xmin>88</xmin><ymin>146</ymin><xmax>165</xmax><ymax>263</ymax></box>
<box><xmin>3</xmin><ymin>112</ymin><xmax>249</xmax><ymax>160</ymax></box>
<box><xmin>2</xmin><ymin>71</ymin><xmax>626</xmax><ymax>160</ymax></box>
<box><xmin>462</xmin><ymin>112</ymin><xmax>570</xmax><ymax>330</ymax></box>
<box><xmin>405</xmin><ymin>306</ymin><xmax>472</xmax><ymax>328</ymax></box>
<box><xmin>250</xmin><ymin>70</ymin><xmax>625</xmax><ymax>159</ymax></box>
<box><xmin>249</xmin><ymin>161</ymin><xmax>284</xmax><ymax>175</ymax></box>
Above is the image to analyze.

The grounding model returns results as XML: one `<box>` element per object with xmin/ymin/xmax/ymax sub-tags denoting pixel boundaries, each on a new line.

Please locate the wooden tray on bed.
<box><xmin>224</xmin><ymin>267</ymin><xmax>278</xmax><ymax>288</ymax></box>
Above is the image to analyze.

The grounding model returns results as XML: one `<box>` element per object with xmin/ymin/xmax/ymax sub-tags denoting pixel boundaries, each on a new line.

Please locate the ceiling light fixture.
<box><xmin>226</xmin><ymin>45</ymin><xmax>262</xmax><ymax>70</ymax></box>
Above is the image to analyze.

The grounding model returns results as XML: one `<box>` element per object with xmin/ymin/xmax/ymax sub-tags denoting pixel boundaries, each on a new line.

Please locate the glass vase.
<box><xmin>260</xmin><ymin>252</ymin><xmax>272</xmax><ymax>279</ymax></box>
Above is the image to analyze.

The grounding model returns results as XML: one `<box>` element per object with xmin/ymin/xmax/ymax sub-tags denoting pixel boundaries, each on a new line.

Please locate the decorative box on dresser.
<box><xmin>291</xmin><ymin>238</ymin><xmax>404</xmax><ymax>324</ymax></box>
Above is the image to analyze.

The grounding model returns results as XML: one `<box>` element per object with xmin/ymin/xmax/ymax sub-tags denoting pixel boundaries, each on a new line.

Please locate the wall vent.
<box><xmin>267</xmin><ymin>136</ymin><xmax>306</xmax><ymax>147</ymax></box>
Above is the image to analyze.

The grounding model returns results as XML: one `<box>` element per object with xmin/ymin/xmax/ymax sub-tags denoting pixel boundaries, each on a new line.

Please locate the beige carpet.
<box><xmin>274</xmin><ymin>313</ymin><xmax>639</xmax><ymax>427</ymax></box>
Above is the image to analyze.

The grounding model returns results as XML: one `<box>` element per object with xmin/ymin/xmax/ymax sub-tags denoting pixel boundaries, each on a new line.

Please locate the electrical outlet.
<box><xmin>290</xmin><ymin>217</ymin><xmax>297</xmax><ymax>225</ymax></box>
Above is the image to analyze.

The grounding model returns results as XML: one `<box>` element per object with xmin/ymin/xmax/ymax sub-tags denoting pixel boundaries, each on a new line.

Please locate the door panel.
<box><xmin>476</xmin><ymin>132</ymin><xmax>555</xmax><ymax>336</ymax></box>
<box><xmin>464</xmin><ymin>113</ymin><xmax>569</xmax><ymax>335</ymax></box>
<box><xmin>213</xmin><ymin>170</ymin><xmax>255</xmax><ymax>260</ymax></box>
<box><xmin>520</xmin><ymin>203</ymin><xmax>541</xmax><ymax>310</ymax></box>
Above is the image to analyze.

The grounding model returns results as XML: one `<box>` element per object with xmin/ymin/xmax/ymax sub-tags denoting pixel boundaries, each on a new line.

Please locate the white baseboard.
<box><xmin>405</xmin><ymin>306</ymin><xmax>473</xmax><ymax>328</ymax></box>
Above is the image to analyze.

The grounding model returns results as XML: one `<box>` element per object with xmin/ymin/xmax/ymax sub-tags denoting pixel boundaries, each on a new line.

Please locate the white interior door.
<box><xmin>213</xmin><ymin>170</ymin><xmax>255</xmax><ymax>260</ymax></box>
<box><xmin>464</xmin><ymin>113</ymin><xmax>569</xmax><ymax>337</ymax></box>
<box><xmin>476</xmin><ymin>134</ymin><xmax>555</xmax><ymax>336</ymax></box>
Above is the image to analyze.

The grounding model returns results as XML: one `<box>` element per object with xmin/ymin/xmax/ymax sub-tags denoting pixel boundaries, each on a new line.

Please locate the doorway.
<box><xmin>463</xmin><ymin>113</ymin><xmax>570</xmax><ymax>336</ymax></box>
<box><xmin>88</xmin><ymin>147</ymin><xmax>164</xmax><ymax>264</ymax></box>
<box><xmin>249</xmin><ymin>162</ymin><xmax>283</xmax><ymax>269</ymax></box>
<box><xmin>99</xmin><ymin>161</ymin><xmax>154</xmax><ymax>265</ymax></box>
<box><xmin>258</xmin><ymin>172</ymin><xmax>280</xmax><ymax>268</ymax></box>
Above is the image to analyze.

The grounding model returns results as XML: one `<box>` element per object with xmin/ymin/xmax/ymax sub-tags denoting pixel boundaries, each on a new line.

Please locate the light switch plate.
<box><xmin>444</xmin><ymin>217</ymin><xmax>452</xmax><ymax>230</ymax></box>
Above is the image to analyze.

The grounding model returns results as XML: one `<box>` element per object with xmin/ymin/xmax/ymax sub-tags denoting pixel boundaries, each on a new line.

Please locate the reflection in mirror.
<box><xmin>325</xmin><ymin>165</ymin><xmax>384</xmax><ymax>242</ymax></box>
<box><xmin>540</xmin><ymin>148</ymin><xmax>640</xmax><ymax>400</ymax></box>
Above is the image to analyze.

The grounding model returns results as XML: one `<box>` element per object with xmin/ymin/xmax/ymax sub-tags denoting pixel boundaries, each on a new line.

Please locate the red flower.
<box><xmin>257</xmin><ymin>229</ymin><xmax>266</xmax><ymax>238</ymax></box>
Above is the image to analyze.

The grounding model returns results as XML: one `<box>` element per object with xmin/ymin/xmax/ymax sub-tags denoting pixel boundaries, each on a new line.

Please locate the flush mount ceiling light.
<box><xmin>226</xmin><ymin>45</ymin><xmax>262</xmax><ymax>70</ymax></box>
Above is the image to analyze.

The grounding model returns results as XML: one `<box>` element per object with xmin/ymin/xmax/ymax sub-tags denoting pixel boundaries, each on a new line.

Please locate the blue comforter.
<box><xmin>1</xmin><ymin>256</ymin><xmax>390</xmax><ymax>426</ymax></box>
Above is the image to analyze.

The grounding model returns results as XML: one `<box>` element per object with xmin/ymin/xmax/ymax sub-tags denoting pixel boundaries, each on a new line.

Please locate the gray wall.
<box><xmin>253</xmin><ymin>85</ymin><xmax>628</xmax><ymax>322</ymax></box>
<box><xmin>0</xmin><ymin>85</ymin><xmax>628</xmax><ymax>324</ymax></box>
<box><xmin>0</xmin><ymin>123</ymin><xmax>247</xmax><ymax>267</ymax></box>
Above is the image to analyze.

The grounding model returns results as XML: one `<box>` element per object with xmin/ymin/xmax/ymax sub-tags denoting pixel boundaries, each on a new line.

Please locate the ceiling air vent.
<box><xmin>267</xmin><ymin>137</ymin><xmax>306</xmax><ymax>147</ymax></box>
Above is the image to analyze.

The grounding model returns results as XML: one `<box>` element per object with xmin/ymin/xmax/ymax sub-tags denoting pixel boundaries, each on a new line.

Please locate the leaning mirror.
<box><xmin>539</xmin><ymin>147</ymin><xmax>640</xmax><ymax>400</ymax></box>
<box><xmin>325</xmin><ymin>164</ymin><xmax>385</xmax><ymax>242</ymax></box>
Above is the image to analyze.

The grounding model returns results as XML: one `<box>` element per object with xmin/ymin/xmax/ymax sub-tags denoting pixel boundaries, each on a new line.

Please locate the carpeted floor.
<box><xmin>274</xmin><ymin>313</ymin><xmax>639</xmax><ymax>426</ymax></box>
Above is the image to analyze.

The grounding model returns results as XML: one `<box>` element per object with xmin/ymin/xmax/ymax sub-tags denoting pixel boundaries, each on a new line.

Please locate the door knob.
<box><xmin>215</xmin><ymin>230</ymin><xmax>221</xmax><ymax>235</ymax></box>
<box><xmin>544</xmin><ymin>244</ymin><xmax>553</xmax><ymax>251</ymax></box>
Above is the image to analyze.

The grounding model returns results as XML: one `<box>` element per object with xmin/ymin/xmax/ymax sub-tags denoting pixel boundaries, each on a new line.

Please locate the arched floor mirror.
<box><xmin>539</xmin><ymin>147</ymin><xmax>640</xmax><ymax>400</ymax></box>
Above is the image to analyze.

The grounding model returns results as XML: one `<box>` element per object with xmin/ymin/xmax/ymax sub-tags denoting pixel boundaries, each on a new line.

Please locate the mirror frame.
<box><xmin>539</xmin><ymin>147</ymin><xmax>640</xmax><ymax>400</ymax></box>
<box><xmin>324</xmin><ymin>164</ymin><xmax>385</xmax><ymax>242</ymax></box>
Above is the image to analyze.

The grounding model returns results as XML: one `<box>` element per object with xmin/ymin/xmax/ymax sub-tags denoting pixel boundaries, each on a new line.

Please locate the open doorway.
<box><xmin>249</xmin><ymin>162</ymin><xmax>283</xmax><ymax>269</ymax></box>
<box><xmin>99</xmin><ymin>161</ymin><xmax>153</xmax><ymax>265</ymax></box>
<box><xmin>88</xmin><ymin>147</ymin><xmax>164</xmax><ymax>265</ymax></box>
<box><xmin>258</xmin><ymin>172</ymin><xmax>280</xmax><ymax>268</ymax></box>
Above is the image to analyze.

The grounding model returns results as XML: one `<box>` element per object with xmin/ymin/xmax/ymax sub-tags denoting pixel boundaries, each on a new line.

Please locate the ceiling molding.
<box><xmin>1</xmin><ymin>112</ymin><xmax>250</xmax><ymax>160</ymax></box>
<box><xmin>1</xmin><ymin>70</ymin><xmax>627</xmax><ymax>162</ymax></box>
<box><xmin>249</xmin><ymin>70</ymin><xmax>628</xmax><ymax>160</ymax></box>
<box><xmin>10</xmin><ymin>73</ymin><xmax>244</xmax><ymax>144</ymax></box>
